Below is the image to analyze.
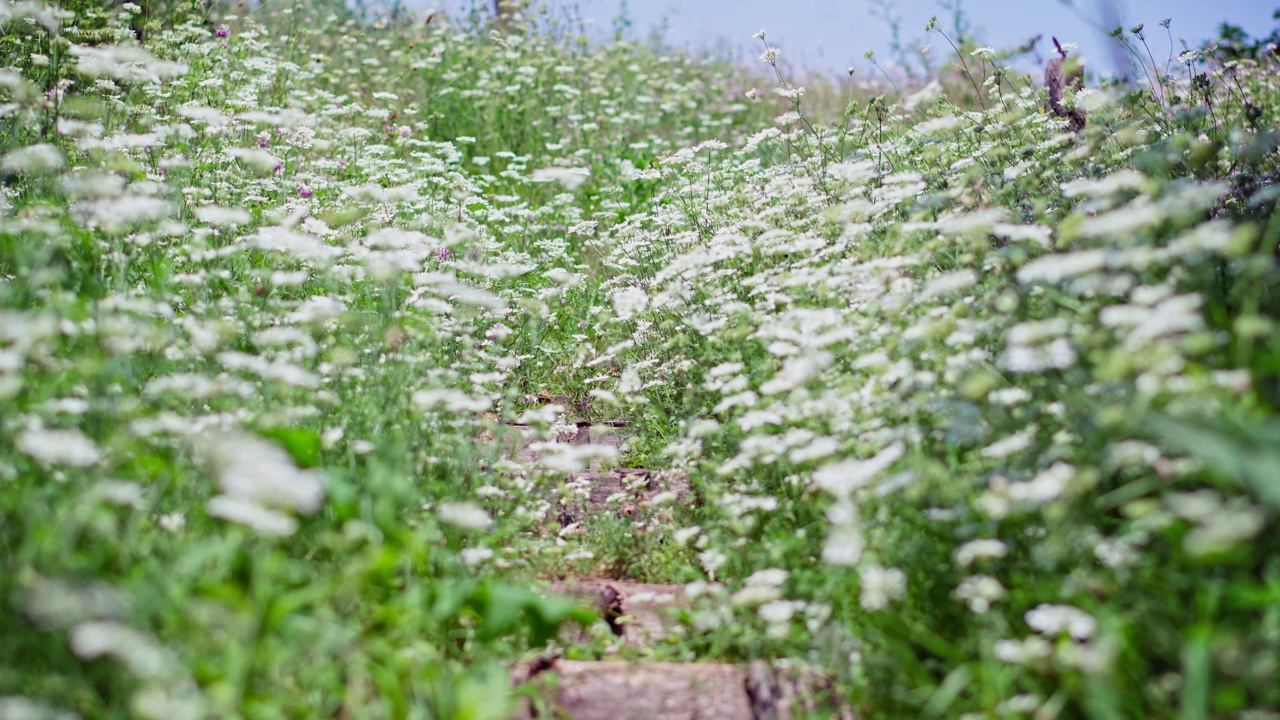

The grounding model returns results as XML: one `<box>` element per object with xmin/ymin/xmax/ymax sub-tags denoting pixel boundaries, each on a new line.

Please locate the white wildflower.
<box><xmin>937</xmin><ymin>208</ymin><xmax>1006</xmax><ymax>235</ymax></box>
<box><xmin>1016</xmin><ymin>249</ymin><xmax>1107</xmax><ymax>284</ymax></box>
<box><xmin>920</xmin><ymin>269</ymin><xmax>978</xmax><ymax>300</ymax></box>
<box><xmin>1076</xmin><ymin>87</ymin><xmax>1117</xmax><ymax>112</ymax></box>
<box><xmin>0</xmin><ymin>696</ymin><xmax>79</xmax><ymax>720</ymax></box>
<box><xmin>828</xmin><ymin>159</ymin><xmax>877</xmax><ymax>185</ymax></box>
<box><xmin>1005</xmin><ymin>337</ymin><xmax>1077</xmax><ymax>373</ymax></box>
<box><xmin>1060</xmin><ymin>170</ymin><xmax>1147</xmax><ymax>198</ymax></box>
<box><xmin>226</xmin><ymin>147</ymin><xmax>282</xmax><ymax>173</ymax></box>
<box><xmin>436</xmin><ymin>501</ymin><xmax>493</xmax><ymax>530</ymax></box>
<box><xmin>177</xmin><ymin>104</ymin><xmax>231</xmax><ymax>128</ymax></box>
<box><xmin>1</xmin><ymin>143</ymin><xmax>65</xmax><ymax>175</ymax></box>
<box><xmin>789</xmin><ymin>436</ymin><xmax>840</xmax><ymax>464</ymax></box>
<box><xmin>17</xmin><ymin>577</ymin><xmax>130</xmax><ymax>631</ymax></box>
<box><xmin>916</xmin><ymin>115</ymin><xmax>965</xmax><ymax>135</ymax></box>
<box><xmin>1007</xmin><ymin>318</ymin><xmax>1070</xmax><ymax>346</ymax></box>
<box><xmin>1079</xmin><ymin>196</ymin><xmax>1163</xmax><ymax>238</ymax></box>
<box><xmin>0</xmin><ymin>1</ymin><xmax>66</xmax><ymax>31</ymax></box>
<box><xmin>617</xmin><ymin>367</ymin><xmax>644</xmax><ymax>396</ymax></box>
<box><xmin>250</xmin><ymin>227</ymin><xmax>344</xmax><ymax>263</ymax></box>
<box><xmin>199</xmin><ymin>433</ymin><xmax>325</xmax><ymax>514</ymax></box>
<box><xmin>734</xmin><ymin>409</ymin><xmax>781</xmax><ymax>430</ymax></box>
<box><xmin>286</xmin><ymin>295</ymin><xmax>346</xmax><ymax>324</ymax></box>
<box><xmin>980</xmin><ymin>428</ymin><xmax>1035</xmax><ymax>460</ymax></box>
<box><xmin>814</xmin><ymin>442</ymin><xmax>904</xmax><ymax>497</ymax></box>
<box><xmin>413</xmin><ymin>388</ymin><xmax>492</xmax><ymax>413</ymax></box>
<box><xmin>698</xmin><ymin>548</ymin><xmax>728</xmax><ymax>577</ymax></box>
<box><xmin>205</xmin><ymin>495</ymin><xmax>297</xmax><ymax>536</ymax></box>
<box><xmin>758</xmin><ymin>599</ymin><xmax>797</xmax><ymax>625</ymax></box>
<box><xmin>1025</xmin><ymin>603</ymin><xmax>1096</xmax><ymax>640</ymax></box>
<box><xmin>157</xmin><ymin>512</ymin><xmax>185</xmax><ymax>533</ymax></box>
<box><xmin>532</xmin><ymin>441</ymin><xmax>618</xmax><ymax>472</ymax></box>
<box><xmin>688</xmin><ymin>419</ymin><xmax>720</xmax><ymax>438</ymax></box>
<box><xmin>193</xmin><ymin>204</ymin><xmax>251</xmax><ymax>227</ymax></box>
<box><xmin>746</xmin><ymin>568</ymin><xmax>788</xmax><ymax>588</ymax></box>
<box><xmin>16</xmin><ymin>426</ymin><xmax>102</xmax><ymax>468</ymax></box>
<box><xmin>955</xmin><ymin>539</ymin><xmax>1008</xmax><ymax>567</ymax></box>
<box><xmin>70</xmin><ymin>44</ymin><xmax>187</xmax><ymax>83</ymax></box>
<box><xmin>996</xmin><ymin>695</ymin><xmax>1043</xmax><ymax>716</ymax></box>
<box><xmin>954</xmin><ymin>574</ymin><xmax>1005</xmax><ymax>614</ymax></box>
<box><xmin>987</xmin><ymin>387</ymin><xmax>1031</xmax><ymax>406</ymax></box>
<box><xmin>731</xmin><ymin>568</ymin><xmax>788</xmax><ymax>606</ymax></box>
<box><xmin>68</xmin><ymin>620</ymin><xmax>170</xmax><ymax>679</ymax></box>
<box><xmin>993</xmin><ymin>635</ymin><xmax>1053</xmax><ymax>664</ymax></box>
<box><xmin>611</xmin><ymin>286</ymin><xmax>649</xmax><ymax>321</ymax></box>
<box><xmin>760</xmin><ymin>352</ymin><xmax>832</xmax><ymax>395</ymax></box>
<box><xmin>460</xmin><ymin>547</ymin><xmax>494</xmax><ymax>566</ymax></box>
<box><xmin>992</xmin><ymin>223</ymin><xmax>1052</xmax><ymax>247</ymax></box>
<box><xmin>92</xmin><ymin>480</ymin><xmax>145</xmax><ymax>509</ymax></box>
<box><xmin>822</xmin><ymin>522</ymin><xmax>864</xmax><ymax>567</ymax></box>
<box><xmin>903</xmin><ymin>79</ymin><xmax>942</xmax><ymax>110</ymax></box>
<box><xmin>859</xmin><ymin>564</ymin><xmax>907</xmax><ymax>610</ymax></box>
<box><xmin>674</xmin><ymin>525</ymin><xmax>702</xmax><ymax>545</ymax></box>
<box><xmin>59</xmin><ymin>171</ymin><xmax>126</xmax><ymax>199</ymax></box>
<box><xmin>1166</xmin><ymin>491</ymin><xmax>1265</xmax><ymax>557</ymax></box>
<box><xmin>1163</xmin><ymin>220</ymin><xmax>1234</xmax><ymax>258</ymax></box>
<box><xmin>1007</xmin><ymin>462</ymin><xmax>1075</xmax><ymax>505</ymax></box>
<box><xmin>216</xmin><ymin>351</ymin><xmax>321</xmax><ymax>388</ymax></box>
<box><xmin>531</xmin><ymin>167</ymin><xmax>590</xmax><ymax>190</ymax></box>
<box><xmin>72</xmin><ymin>195</ymin><xmax>171</xmax><ymax>233</ymax></box>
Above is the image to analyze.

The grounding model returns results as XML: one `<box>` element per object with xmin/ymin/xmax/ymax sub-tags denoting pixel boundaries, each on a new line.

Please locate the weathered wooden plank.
<box><xmin>545</xmin><ymin>579</ymin><xmax>687</xmax><ymax>646</ymax></box>
<box><xmin>513</xmin><ymin>660</ymin><xmax>754</xmax><ymax>720</ymax></box>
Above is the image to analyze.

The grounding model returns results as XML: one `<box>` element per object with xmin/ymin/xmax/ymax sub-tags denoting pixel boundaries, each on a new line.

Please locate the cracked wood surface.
<box><xmin>511</xmin><ymin>658</ymin><xmax>849</xmax><ymax>720</ymax></box>
<box><xmin>513</xmin><ymin>660</ymin><xmax>754</xmax><ymax>720</ymax></box>
<box><xmin>543</xmin><ymin>578</ymin><xmax>687</xmax><ymax>646</ymax></box>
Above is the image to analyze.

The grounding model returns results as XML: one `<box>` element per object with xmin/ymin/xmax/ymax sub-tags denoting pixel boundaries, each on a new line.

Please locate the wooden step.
<box><xmin>555</xmin><ymin>468</ymin><xmax>691</xmax><ymax>526</ymax></box>
<box><xmin>512</xmin><ymin>659</ymin><xmax>751</xmax><ymax>720</ymax></box>
<box><xmin>543</xmin><ymin>579</ymin><xmax>687</xmax><ymax>647</ymax></box>
<box><xmin>478</xmin><ymin>420</ymin><xmax>627</xmax><ymax>470</ymax></box>
<box><xmin>511</xmin><ymin>658</ymin><xmax>849</xmax><ymax>720</ymax></box>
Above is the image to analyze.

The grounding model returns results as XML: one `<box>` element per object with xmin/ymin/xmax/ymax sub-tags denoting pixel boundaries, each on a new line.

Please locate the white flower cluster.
<box><xmin>198</xmin><ymin>433</ymin><xmax>326</xmax><ymax>537</ymax></box>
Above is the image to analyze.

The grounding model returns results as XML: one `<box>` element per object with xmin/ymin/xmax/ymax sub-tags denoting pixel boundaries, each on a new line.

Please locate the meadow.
<box><xmin>2</xmin><ymin>0</ymin><xmax>1279</xmax><ymax>717</ymax></box>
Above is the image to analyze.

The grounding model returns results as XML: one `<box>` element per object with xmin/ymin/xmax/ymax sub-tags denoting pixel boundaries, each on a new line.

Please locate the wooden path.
<box><xmin>488</xmin><ymin>412</ymin><xmax>852</xmax><ymax>719</ymax></box>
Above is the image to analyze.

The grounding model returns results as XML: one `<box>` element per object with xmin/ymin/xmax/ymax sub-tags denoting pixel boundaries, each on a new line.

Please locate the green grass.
<box><xmin>2</xmin><ymin>0</ymin><xmax>1280</xmax><ymax>718</ymax></box>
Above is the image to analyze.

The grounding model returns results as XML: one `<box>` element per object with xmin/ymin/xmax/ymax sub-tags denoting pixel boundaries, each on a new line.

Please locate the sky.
<box><xmin>410</xmin><ymin>0</ymin><xmax>1277</xmax><ymax>78</ymax></box>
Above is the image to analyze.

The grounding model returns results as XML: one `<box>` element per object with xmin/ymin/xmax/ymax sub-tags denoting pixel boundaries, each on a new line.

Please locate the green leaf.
<box><xmin>1149</xmin><ymin>415</ymin><xmax>1280</xmax><ymax>507</ymax></box>
<box><xmin>433</xmin><ymin>580</ymin><xmax>475</xmax><ymax>621</ymax></box>
<box><xmin>1083</xmin><ymin>669</ymin><xmax>1126</xmax><ymax>720</ymax></box>
<box><xmin>264</xmin><ymin>583</ymin><xmax>333</xmax><ymax>631</ymax></box>
<box><xmin>260</xmin><ymin>428</ymin><xmax>322</xmax><ymax>468</ymax></box>
<box><xmin>325</xmin><ymin>474</ymin><xmax>360</xmax><ymax>523</ymax></box>
<box><xmin>475</xmin><ymin>582</ymin><xmax>533</xmax><ymax>641</ymax></box>
<box><xmin>455</xmin><ymin>663</ymin><xmax>514</xmax><ymax>720</ymax></box>
<box><xmin>923</xmin><ymin>664</ymin><xmax>971</xmax><ymax>718</ymax></box>
<box><xmin>1180</xmin><ymin>625</ymin><xmax>1213</xmax><ymax>720</ymax></box>
<box><xmin>525</xmin><ymin>594</ymin><xmax>593</xmax><ymax>647</ymax></box>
